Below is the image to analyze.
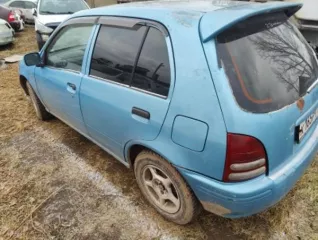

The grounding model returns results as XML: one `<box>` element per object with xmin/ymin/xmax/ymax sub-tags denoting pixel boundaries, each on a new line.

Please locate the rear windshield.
<box><xmin>39</xmin><ymin>0</ymin><xmax>88</xmax><ymax>15</ymax></box>
<box><xmin>217</xmin><ymin>12</ymin><xmax>318</xmax><ymax>113</ymax></box>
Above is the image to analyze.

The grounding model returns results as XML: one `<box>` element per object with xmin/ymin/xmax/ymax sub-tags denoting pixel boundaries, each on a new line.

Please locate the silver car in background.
<box><xmin>4</xmin><ymin>0</ymin><xmax>37</xmax><ymax>23</ymax></box>
<box><xmin>0</xmin><ymin>18</ymin><xmax>14</xmax><ymax>46</ymax></box>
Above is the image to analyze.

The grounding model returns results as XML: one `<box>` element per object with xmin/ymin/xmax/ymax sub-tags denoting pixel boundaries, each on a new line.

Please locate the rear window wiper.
<box><xmin>40</xmin><ymin>11</ymin><xmax>59</xmax><ymax>14</ymax></box>
<box><xmin>307</xmin><ymin>78</ymin><xmax>318</xmax><ymax>93</ymax></box>
<box><xmin>56</xmin><ymin>12</ymin><xmax>75</xmax><ymax>14</ymax></box>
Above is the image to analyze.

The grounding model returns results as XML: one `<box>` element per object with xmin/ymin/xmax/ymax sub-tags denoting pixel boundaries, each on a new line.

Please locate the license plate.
<box><xmin>295</xmin><ymin>108</ymin><xmax>318</xmax><ymax>142</ymax></box>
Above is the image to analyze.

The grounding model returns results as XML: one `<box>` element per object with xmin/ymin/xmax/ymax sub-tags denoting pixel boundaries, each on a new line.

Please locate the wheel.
<box><xmin>134</xmin><ymin>151</ymin><xmax>201</xmax><ymax>225</ymax></box>
<box><xmin>26</xmin><ymin>81</ymin><xmax>52</xmax><ymax>121</ymax></box>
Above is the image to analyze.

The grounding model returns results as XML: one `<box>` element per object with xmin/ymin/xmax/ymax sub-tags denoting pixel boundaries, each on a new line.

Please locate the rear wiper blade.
<box><xmin>57</xmin><ymin>12</ymin><xmax>75</xmax><ymax>14</ymax></box>
<box><xmin>307</xmin><ymin>78</ymin><xmax>318</xmax><ymax>93</ymax></box>
<box><xmin>40</xmin><ymin>11</ymin><xmax>59</xmax><ymax>14</ymax></box>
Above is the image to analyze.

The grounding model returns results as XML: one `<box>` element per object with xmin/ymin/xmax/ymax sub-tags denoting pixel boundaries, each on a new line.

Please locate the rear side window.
<box><xmin>90</xmin><ymin>24</ymin><xmax>171</xmax><ymax>97</ymax></box>
<box><xmin>217</xmin><ymin>12</ymin><xmax>318</xmax><ymax>113</ymax></box>
<box><xmin>131</xmin><ymin>27</ymin><xmax>171</xmax><ymax>96</ymax></box>
<box><xmin>90</xmin><ymin>25</ymin><xmax>147</xmax><ymax>85</ymax></box>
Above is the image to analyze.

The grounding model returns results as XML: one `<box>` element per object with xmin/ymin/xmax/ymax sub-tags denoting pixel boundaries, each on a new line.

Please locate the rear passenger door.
<box><xmin>80</xmin><ymin>18</ymin><xmax>173</xmax><ymax>158</ymax></box>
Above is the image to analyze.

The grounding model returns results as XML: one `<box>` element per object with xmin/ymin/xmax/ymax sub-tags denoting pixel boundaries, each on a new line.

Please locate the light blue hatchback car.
<box><xmin>19</xmin><ymin>0</ymin><xmax>318</xmax><ymax>224</ymax></box>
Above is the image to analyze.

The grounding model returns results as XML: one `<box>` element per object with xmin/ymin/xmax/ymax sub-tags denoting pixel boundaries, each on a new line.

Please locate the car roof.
<box><xmin>106</xmin><ymin>0</ymin><xmax>248</xmax><ymax>13</ymax></box>
<box><xmin>75</xmin><ymin>0</ymin><xmax>251</xmax><ymax>17</ymax></box>
<box><xmin>71</xmin><ymin>0</ymin><xmax>258</xmax><ymax>29</ymax></box>
<box><xmin>74</xmin><ymin>0</ymin><xmax>300</xmax><ymax>19</ymax></box>
<box><xmin>71</xmin><ymin>0</ymin><xmax>301</xmax><ymax>40</ymax></box>
<box><xmin>7</xmin><ymin>0</ymin><xmax>37</xmax><ymax>2</ymax></box>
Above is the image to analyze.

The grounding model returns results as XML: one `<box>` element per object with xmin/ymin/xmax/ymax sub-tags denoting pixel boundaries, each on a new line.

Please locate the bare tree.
<box><xmin>248</xmin><ymin>21</ymin><xmax>316</xmax><ymax>94</ymax></box>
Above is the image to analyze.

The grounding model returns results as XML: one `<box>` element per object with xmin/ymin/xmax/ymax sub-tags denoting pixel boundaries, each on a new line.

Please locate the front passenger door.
<box><xmin>35</xmin><ymin>23</ymin><xmax>94</xmax><ymax>134</ymax></box>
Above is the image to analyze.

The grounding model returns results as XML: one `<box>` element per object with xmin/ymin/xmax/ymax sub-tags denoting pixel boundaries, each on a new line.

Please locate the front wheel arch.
<box><xmin>20</xmin><ymin>75</ymin><xmax>29</xmax><ymax>96</ymax></box>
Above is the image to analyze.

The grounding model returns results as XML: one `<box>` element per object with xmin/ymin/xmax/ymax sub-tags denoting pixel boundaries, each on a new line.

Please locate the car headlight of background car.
<box><xmin>35</xmin><ymin>21</ymin><xmax>53</xmax><ymax>41</ymax></box>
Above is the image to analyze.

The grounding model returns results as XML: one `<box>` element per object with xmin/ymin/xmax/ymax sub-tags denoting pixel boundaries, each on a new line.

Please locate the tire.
<box><xmin>134</xmin><ymin>150</ymin><xmax>201</xmax><ymax>225</ymax></box>
<box><xmin>26</xmin><ymin>81</ymin><xmax>52</xmax><ymax>121</ymax></box>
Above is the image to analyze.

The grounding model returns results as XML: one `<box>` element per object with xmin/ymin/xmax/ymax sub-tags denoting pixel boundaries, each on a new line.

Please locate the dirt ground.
<box><xmin>0</xmin><ymin>26</ymin><xmax>317</xmax><ymax>240</ymax></box>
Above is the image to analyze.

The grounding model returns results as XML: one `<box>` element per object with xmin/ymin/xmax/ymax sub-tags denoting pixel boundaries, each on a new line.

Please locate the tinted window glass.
<box><xmin>90</xmin><ymin>25</ymin><xmax>146</xmax><ymax>85</ymax></box>
<box><xmin>46</xmin><ymin>24</ymin><xmax>93</xmax><ymax>72</ymax></box>
<box><xmin>217</xmin><ymin>12</ymin><xmax>318</xmax><ymax>113</ymax></box>
<box><xmin>25</xmin><ymin>1</ymin><xmax>36</xmax><ymax>9</ymax></box>
<box><xmin>10</xmin><ymin>1</ymin><xmax>24</xmax><ymax>7</ymax></box>
<box><xmin>131</xmin><ymin>27</ymin><xmax>171</xmax><ymax>96</ymax></box>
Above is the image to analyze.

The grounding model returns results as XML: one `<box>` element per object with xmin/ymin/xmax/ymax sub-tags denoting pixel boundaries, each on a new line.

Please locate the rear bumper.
<box><xmin>178</xmin><ymin>125</ymin><xmax>318</xmax><ymax>218</ymax></box>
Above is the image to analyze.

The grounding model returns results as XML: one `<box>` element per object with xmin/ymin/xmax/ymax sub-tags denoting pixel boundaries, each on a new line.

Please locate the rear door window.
<box><xmin>131</xmin><ymin>27</ymin><xmax>171</xmax><ymax>97</ymax></box>
<box><xmin>90</xmin><ymin>25</ymin><xmax>147</xmax><ymax>85</ymax></box>
<box><xmin>217</xmin><ymin>12</ymin><xmax>318</xmax><ymax>113</ymax></box>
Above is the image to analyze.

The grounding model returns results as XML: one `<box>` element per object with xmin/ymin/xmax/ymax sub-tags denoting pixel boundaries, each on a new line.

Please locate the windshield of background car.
<box><xmin>216</xmin><ymin>12</ymin><xmax>318</xmax><ymax>113</ymax></box>
<box><xmin>39</xmin><ymin>0</ymin><xmax>88</xmax><ymax>15</ymax></box>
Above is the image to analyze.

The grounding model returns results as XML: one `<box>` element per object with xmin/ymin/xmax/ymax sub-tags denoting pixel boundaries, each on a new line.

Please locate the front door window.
<box><xmin>45</xmin><ymin>24</ymin><xmax>93</xmax><ymax>72</ymax></box>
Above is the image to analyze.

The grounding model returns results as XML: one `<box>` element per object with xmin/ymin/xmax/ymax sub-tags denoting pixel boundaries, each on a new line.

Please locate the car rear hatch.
<box><xmin>200</xmin><ymin>2</ymin><xmax>318</xmax><ymax>179</ymax></box>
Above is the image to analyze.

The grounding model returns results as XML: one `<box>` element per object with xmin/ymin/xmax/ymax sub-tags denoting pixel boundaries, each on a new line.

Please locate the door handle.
<box><xmin>67</xmin><ymin>82</ymin><xmax>76</xmax><ymax>91</ymax></box>
<box><xmin>132</xmin><ymin>107</ymin><xmax>150</xmax><ymax>120</ymax></box>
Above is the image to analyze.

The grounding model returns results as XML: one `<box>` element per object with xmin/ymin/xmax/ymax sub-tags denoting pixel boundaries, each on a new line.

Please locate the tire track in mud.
<box><xmin>28</xmin><ymin>125</ymin><xmax>207</xmax><ymax>240</ymax></box>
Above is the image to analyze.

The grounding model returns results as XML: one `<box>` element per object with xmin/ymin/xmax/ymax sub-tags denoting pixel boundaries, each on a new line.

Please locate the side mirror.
<box><xmin>32</xmin><ymin>8</ymin><xmax>37</xmax><ymax>16</ymax></box>
<box><xmin>24</xmin><ymin>52</ymin><xmax>41</xmax><ymax>66</ymax></box>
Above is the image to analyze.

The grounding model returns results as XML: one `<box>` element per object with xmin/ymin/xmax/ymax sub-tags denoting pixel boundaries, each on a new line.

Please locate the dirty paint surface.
<box><xmin>0</xmin><ymin>26</ymin><xmax>317</xmax><ymax>240</ymax></box>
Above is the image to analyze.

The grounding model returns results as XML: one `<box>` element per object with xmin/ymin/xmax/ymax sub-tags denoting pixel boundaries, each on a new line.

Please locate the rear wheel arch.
<box><xmin>127</xmin><ymin>143</ymin><xmax>174</xmax><ymax>168</ymax></box>
<box><xmin>126</xmin><ymin>144</ymin><xmax>195</xmax><ymax>190</ymax></box>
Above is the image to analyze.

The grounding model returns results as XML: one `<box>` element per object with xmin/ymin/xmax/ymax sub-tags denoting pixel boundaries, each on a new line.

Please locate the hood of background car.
<box><xmin>37</xmin><ymin>14</ymin><xmax>69</xmax><ymax>25</ymax></box>
<box><xmin>285</xmin><ymin>0</ymin><xmax>318</xmax><ymax>21</ymax></box>
<box><xmin>295</xmin><ymin>4</ymin><xmax>318</xmax><ymax>21</ymax></box>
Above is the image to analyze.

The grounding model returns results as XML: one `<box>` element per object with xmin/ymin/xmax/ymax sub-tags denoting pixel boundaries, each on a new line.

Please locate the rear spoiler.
<box><xmin>200</xmin><ymin>2</ymin><xmax>302</xmax><ymax>43</ymax></box>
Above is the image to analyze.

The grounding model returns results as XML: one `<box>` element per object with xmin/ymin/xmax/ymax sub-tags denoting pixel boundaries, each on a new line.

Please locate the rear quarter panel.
<box><xmin>121</xmin><ymin>12</ymin><xmax>228</xmax><ymax>180</ymax></box>
<box><xmin>202</xmin><ymin>39</ymin><xmax>318</xmax><ymax>174</ymax></box>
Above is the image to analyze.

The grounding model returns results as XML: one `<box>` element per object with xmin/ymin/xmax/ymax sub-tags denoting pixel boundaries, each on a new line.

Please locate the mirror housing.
<box><xmin>32</xmin><ymin>8</ymin><xmax>37</xmax><ymax>16</ymax></box>
<box><xmin>24</xmin><ymin>52</ymin><xmax>42</xmax><ymax>66</ymax></box>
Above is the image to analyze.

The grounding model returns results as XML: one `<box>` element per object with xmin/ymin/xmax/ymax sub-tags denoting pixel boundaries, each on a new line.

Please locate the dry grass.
<box><xmin>0</xmin><ymin>26</ymin><xmax>317</xmax><ymax>240</ymax></box>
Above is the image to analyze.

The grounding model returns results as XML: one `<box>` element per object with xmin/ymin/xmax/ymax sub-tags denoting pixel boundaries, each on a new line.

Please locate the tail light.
<box><xmin>223</xmin><ymin>133</ymin><xmax>267</xmax><ymax>182</ymax></box>
<box><xmin>8</xmin><ymin>11</ymin><xmax>16</xmax><ymax>22</ymax></box>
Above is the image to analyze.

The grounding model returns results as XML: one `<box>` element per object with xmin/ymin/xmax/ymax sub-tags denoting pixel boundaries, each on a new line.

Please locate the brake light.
<box><xmin>8</xmin><ymin>11</ymin><xmax>16</xmax><ymax>22</ymax></box>
<box><xmin>223</xmin><ymin>133</ymin><xmax>267</xmax><ymax>182</ymax></box>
